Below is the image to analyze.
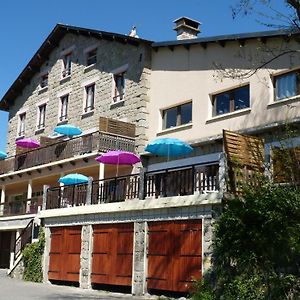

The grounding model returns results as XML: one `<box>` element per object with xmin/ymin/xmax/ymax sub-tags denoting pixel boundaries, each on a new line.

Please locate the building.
<box><xmin>0</xmin><ymin>17</ymin><xmax>299</xmax><ymax>295</ymax></box>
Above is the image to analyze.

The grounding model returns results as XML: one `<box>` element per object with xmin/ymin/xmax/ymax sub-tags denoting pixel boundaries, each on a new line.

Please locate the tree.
<box><xmin>232</xmin><ymin>1</ymin><xmax>300</xmax><ymax>29</ymax></box>
<box><xmin>213</xmin><ymin>1</ymin><xmax>300</xmax><ymax>80</ymax></box>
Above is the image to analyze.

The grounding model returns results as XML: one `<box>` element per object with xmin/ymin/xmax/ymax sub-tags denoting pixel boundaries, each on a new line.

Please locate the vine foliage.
<box><xmin>22</xmin><ymin>228</ymin><xmax>45</xmax><ymax>282</ymax></box>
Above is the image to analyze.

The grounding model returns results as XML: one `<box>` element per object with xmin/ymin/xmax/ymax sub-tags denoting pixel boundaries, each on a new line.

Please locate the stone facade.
<box><xmin>42</xmin><ymin>197</ymin><xmax>220</xmax><ymax>295</ymax></box>
<box><xmin>7</xmin><ymin>33</ymin><xmax>151</xmax><ymax>155</ymax></box>
<box><xmin>80</xmin><ymin>225</ymin><xmax>92</xmax><ymax>289</ymax></box>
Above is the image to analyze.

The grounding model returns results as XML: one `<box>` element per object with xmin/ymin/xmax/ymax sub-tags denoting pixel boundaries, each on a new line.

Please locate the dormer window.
<box><xmin>62</xmin><ymin>53</ymin><xmax>71</xmax><ymax>78</ymax></box>
<box><xmin>86</xmin><ymin>48</ymin><xmax>97</xmax><ymax>66</ymax></box>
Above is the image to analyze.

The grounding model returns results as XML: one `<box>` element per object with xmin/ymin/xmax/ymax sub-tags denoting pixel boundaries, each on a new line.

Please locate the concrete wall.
<box><xmin>6</xmin><ymin>33</ymin><xmax>151</xmax><ymax>155</ymax></box>
<box><xmin>149</xmin><ymin>37</ymin><xmax>300</xmax><ymax>144</ymax></box>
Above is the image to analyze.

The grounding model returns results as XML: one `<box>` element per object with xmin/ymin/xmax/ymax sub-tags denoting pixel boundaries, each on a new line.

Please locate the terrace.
<box><xmin>0</xmin><ymin>131</ymin><xmax>135</xmax><ymax>175</ymax></box>
<box><xmin>45</xmin><ymin>161</ymin><xmax>219</xmax><ymax>210</ymax></box>
<box><xmin>0</xmin><ymin>162</ymin><xmax>219</xmax><ymax>218</ymax></box>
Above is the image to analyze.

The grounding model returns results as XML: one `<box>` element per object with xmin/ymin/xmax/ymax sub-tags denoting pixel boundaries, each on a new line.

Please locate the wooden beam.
<box><xmin>183</xmin><ymin>44</ymin><xmax>190</xmax><ymax>50</ymax></box>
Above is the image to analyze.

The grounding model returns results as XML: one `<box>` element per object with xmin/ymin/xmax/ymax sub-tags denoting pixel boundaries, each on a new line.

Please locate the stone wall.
<box><xmin>7</xmin><ymin>33</ymin><xmax>151</xmax><ymax>155</ymax></box>
<box><xmin>42</xmin><ymin>201</ymin><xmax>220</xmax><ymax>295</ymax></box>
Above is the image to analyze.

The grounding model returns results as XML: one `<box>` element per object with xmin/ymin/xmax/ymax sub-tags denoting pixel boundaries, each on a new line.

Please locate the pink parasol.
<box><xmin>16</xmin><ymin>138</ymin><xmax>40</xmax><ymax>149</ymax></box>
<box><xmin>95</xmin><ymin>150</ymin><xmax>140</xmax><ymax>176</ymax></box>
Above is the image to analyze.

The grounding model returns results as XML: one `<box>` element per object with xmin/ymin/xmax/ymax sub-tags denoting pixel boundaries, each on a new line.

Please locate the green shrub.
<box><xmin>191</xmin><ymin>278</ymin><xmax>215</xmax><ymax>300</ymax></box>
<box><xmin>191</xmin><ymin>185</ymin><xmax>300</xmax><ymax>300</ymax></box>
<box><xmin>22</xmin><ymin>228</ymin><xmax>45</xmax><ymax>282</ymax></box>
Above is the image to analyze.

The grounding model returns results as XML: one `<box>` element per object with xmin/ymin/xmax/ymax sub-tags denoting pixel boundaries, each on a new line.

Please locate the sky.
<box><xmin>0</xmin><ymin>0</ymin><xmax>292</xmax><ymax>151</ymax></box>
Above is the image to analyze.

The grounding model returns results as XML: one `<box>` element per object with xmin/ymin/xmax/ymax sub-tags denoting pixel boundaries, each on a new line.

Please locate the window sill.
<box><xmin>35</xmin><ymin>127</ymin><xmax>45</xmax><ymax>135</ymax></box>
<box><xmin>206</xmin><ymin>108</ymin><xmax>251</xmax><ymax>123</ymax></box>
<box><xmin>16</xmin><ymin>135</ymin><xmax>25</xmax><ymax>141</ymax></box>
<box><xmin>57</xmin><ymin>119</ymin><xmax>68</xmax><ymax>125</ymax></box>
<box><xmin>157</xmin><ymin>123</ymin><xmax>193</xmax><ymax>136</ymax></box>
<box><xmin>267</xmin><ymin>95</ymin><xmax>300</xmax><ymax>108</ymax></box>
<box><xmin>60</xmin><ymin>75</ymin><xmax>71</xmax><ymax>84</ymax></box>
<box><xmin>110</xmin><ymin>99</ymin><xmax>125</xmax><ymax>109</ymax></box>
<box><xmin>81</xmin><ymin>110</ymin><xmax>94</xmax><ymax>119</ymax></box>
<box><xmin>38</xmin><ymin>86</ymin><xmax>48</xmax><ymax>94</ymax></box>
<box><xmin>84</xmin><ymin>64</ymin><xmax>96</xmax><ymax>73</ymax></box>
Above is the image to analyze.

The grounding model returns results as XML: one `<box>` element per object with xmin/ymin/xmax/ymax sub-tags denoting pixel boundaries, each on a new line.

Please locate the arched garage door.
<box><xmin>147</xmin><ymin>220</ymin><xmax>202</xmax><ymax>292</ymax></box>
<box><xmin>48</xmin><ymin>226</ymin><xmax>82</xmax><ymax>282</ymax></box>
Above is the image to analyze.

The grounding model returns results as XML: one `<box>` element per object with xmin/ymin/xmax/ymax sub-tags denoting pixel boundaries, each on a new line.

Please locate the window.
<box><xmin>274</xmin><ymin>70</ymin><xmax>300</xmax><ymax>100</ymax></box>
<box><xmin>37</xmin><ymin>104</ymin><xmax>46</xmax><ymax>129</ymax></box>
<box><xmin>213</xmin><ymin>85</ymin><xmax>250</xmax><ymax>116</ymax></box>
<box><xmin>113</xmin><ymin>72</ymin><xmax>125</xmax><ymax>102</ymax></box>
<box><xmin>84</xmin><ymin>84</ymin><xmax>95</xmax><ymax>112</ymax></box>
<box><xmin>40</xmin><ymin>73</ymin><xmax>48</xmax><ymax>88</ymax></box>
<box><xmin>18</xmin><ymin>113</ymin><xmax>26</xmax><ymax>137</ymax></box>
<box><xmin>86</xmin><ymin>48</ymin><xmax>97</xmax><ymax>66</ymax></box>
<box><xmin>162</xmin><ymin>102</ymin><xmax>192</xmax><ymax>130</ymax></box>
<box><xmin>62</xmin><ymin>53</ymin><xmax>71</xmax><ymax>78</ymax></box>
<box><xmin>59</xmin><ymin>95</ymin><xmax>69</xmax><ymax>121</ymax></box>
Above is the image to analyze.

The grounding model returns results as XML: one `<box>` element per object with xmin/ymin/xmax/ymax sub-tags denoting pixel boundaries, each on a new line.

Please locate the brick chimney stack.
<box><xmin>173</xmin><ymin>17</ymin><xmax>201</xmax><ymax>40</ymax></box>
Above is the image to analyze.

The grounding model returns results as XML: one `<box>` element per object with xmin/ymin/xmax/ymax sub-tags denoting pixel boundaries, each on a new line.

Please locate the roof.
<box><xmin>152</xmin><ymin>28</ymin><xmax>300</xmax><ymax>48</ymax></box>
<box><xmin>1</xmin><ymin>25</ymin><xmax>300</xmax><ymax>111</ymax></box>
<box><xmin>0</xmin><ymin>24</ymin><xmax>152</xmax><ymax>111</ymax></box>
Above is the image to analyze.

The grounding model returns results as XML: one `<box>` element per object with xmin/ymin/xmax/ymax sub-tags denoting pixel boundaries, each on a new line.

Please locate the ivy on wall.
<box><xmin>22</xmin><ymin>228</ymin><xmax>45</xmax><ymax>282</ymax></box>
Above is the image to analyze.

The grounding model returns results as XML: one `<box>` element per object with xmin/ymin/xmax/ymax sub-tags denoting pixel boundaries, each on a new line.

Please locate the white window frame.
<box><xmin>111</xmin><ymin>64</ymin><xmax>128</xmax><ymax>104</ymax></box>
<box><xmin>83</xmin><ymin>84</ymin><xmax>95</xmax><ymax>113</ymax></box>
<box><xmin>39</xmin><ymin>70</ymin><xmax>49</xmax><ymax>90</ymax></box>
<box><xmin>58</xmin><ymin>94</ymin><xmax>69</xmax><ymax>122</ymax></box>
<box><xmin>17</xmin><ymin>112</ymin><xmax>26</xmax><ymax>137</ymax></box>
<box><xmin>36</xmin><ymin>103</ymin><xmax>47</xmax><ymax>130</ymax></box>
<box><xmin>85</xmin><ymin>46</ymin><xmax>97</xmax><ymax>67</ymax></box>
<box><xmin>60</xmin><ymin>46</ymin><xmax>75</xmax><ymax>79</ymax></box>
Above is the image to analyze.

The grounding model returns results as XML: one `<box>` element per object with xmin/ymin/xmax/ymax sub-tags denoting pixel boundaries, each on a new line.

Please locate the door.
<box><xmin>48</xmin><ymin>226</ymin><xmax>81</xmax><ymax>282</ymax></box>
<box><xmin>147</xmin><ymin>220</ymin><xmax>202</xmax><ymax>292</ymax></box>
<box><xmin>0</xmin><ymin>231</ymin><xmax>12</xmax><ymax>268</ymax></box>
<box><xmin>92</xmin><ymin>223</ymin><xmax>133</xmax><ymax>286</ymax></box>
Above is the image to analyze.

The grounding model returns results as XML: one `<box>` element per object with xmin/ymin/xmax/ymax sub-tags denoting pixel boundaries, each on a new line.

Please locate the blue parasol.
<box><xmin>0</xmin><ymin>151</ymin><xmax>7</xmax><ymax>160</ymax></box>
<box><xmin>145</xmin><ymin>137</ymin><xmax>193</xmax><ymax>157</ymax></box>
<box><xmin>54</xmin><ymin>124</ymin><xmax>82</xmax><ymax>137</ymax></box>
<box><xmin>58</xmin><ymin>173</ymin><xmax>89</xmax><ymax>185</ymax></box>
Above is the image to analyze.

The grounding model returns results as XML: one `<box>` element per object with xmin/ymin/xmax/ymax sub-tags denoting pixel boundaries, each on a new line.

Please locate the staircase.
<box><xmin>8</xmin><ymin>219</ymin><xmax>34</xmax><ymax>277</ymax></box>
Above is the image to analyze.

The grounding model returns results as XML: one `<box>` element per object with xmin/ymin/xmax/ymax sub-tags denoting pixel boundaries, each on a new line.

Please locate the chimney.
<box><xmin>173</xmin><ymin>17</ymin><xmax>201</xmax><ymax>40</ymax></box>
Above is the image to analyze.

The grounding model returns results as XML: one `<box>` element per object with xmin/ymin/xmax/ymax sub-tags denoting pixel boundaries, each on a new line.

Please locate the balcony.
<box><xmin>0</xmin><ymin>131</ymin><xmax>135</xmax><ymax>175</ymax></box>
<box><xmin>46</xmin><ymin>162</ymin><xmax>219</xmax><ymax>210</ymax></box>
<box><xmin>0</xmin><ymin>197</ymin><xmax>42</xmax><ymax>217</ymax></box>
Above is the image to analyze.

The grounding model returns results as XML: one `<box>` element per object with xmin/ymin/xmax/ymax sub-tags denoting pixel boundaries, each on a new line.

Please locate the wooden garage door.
<box><xmin>147</xmin><ymin>220</ymin><xmax>202</xmax><ymax>292</ymax></box>
<box><xmin>48</xmin><ymin>226</ymin><xmax>82</xmax><ymax>282</ymax></box>
<box><xmin>92</xmin><ymin>223</ymin><xmax>133</xmax><ymax>286</ymax></box>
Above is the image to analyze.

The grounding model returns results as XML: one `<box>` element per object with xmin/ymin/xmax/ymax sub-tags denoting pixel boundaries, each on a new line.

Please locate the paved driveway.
<box><xmin>0</xmin><ymin>270</ymin><xmax>155</xmax><ymax>300</ymax></box>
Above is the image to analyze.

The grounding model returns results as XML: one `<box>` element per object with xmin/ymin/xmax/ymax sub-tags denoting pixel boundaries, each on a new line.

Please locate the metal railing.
<box><xmin>14</xmin><ymin>219</ymin><xmax>34</xmax><ymax>262</ymax></box>
<box><xmin>45</xmin><ymin>162</ymin><xmax>219</xmax><ymax>209</ymax></box>
<box><xmin>0</xmin><ymin>131</ymin><xmax>135</xmax><ymax>174</ymax></box>
<box><xmin>0</xmin><ymin>197</ymin><xmax>41</xmax><ymax>217</ymax></box>
<box><xmin>144</xmin><ymin>162</ymin><xmax>219</xmax><ymax>198</ymax></box>
<box><xmin>46</xmin><ymin>184</ymin><xmax>88</xmax><ymax>209</ymax></box>
<box><xmin>91</xmin><ymin>174</ymin><xmax>140</xmax><ymax>204</ymax></box>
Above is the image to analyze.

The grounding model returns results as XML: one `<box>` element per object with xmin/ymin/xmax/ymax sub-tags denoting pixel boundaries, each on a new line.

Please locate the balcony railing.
<box><xmin>92</xmin><ymin>174</ymin><xmax>140</xmax><ymax>204</ymax></box>
<box><xmin>144</xmin><ymin>162</ymin><xmax>219</xmax><ymax>198</ymax></box>
<box><xmin>45</xmin><ymin>162</ymin><xmax>219</xmax><ymax>210</ymax></box>
<box><xmin>0</xmin><ymin>197</ymin><xmax>42</xmax><ymax>217</ymax></box>
<box><xmin>46</xmin><ymin>184</ymin><xmax>88</xmax><ymax>209</ymax></box>
<box><xmin>0</xmin><ymin>131</ymin><xmax>135</xmax><ymax>174</ymax></box>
